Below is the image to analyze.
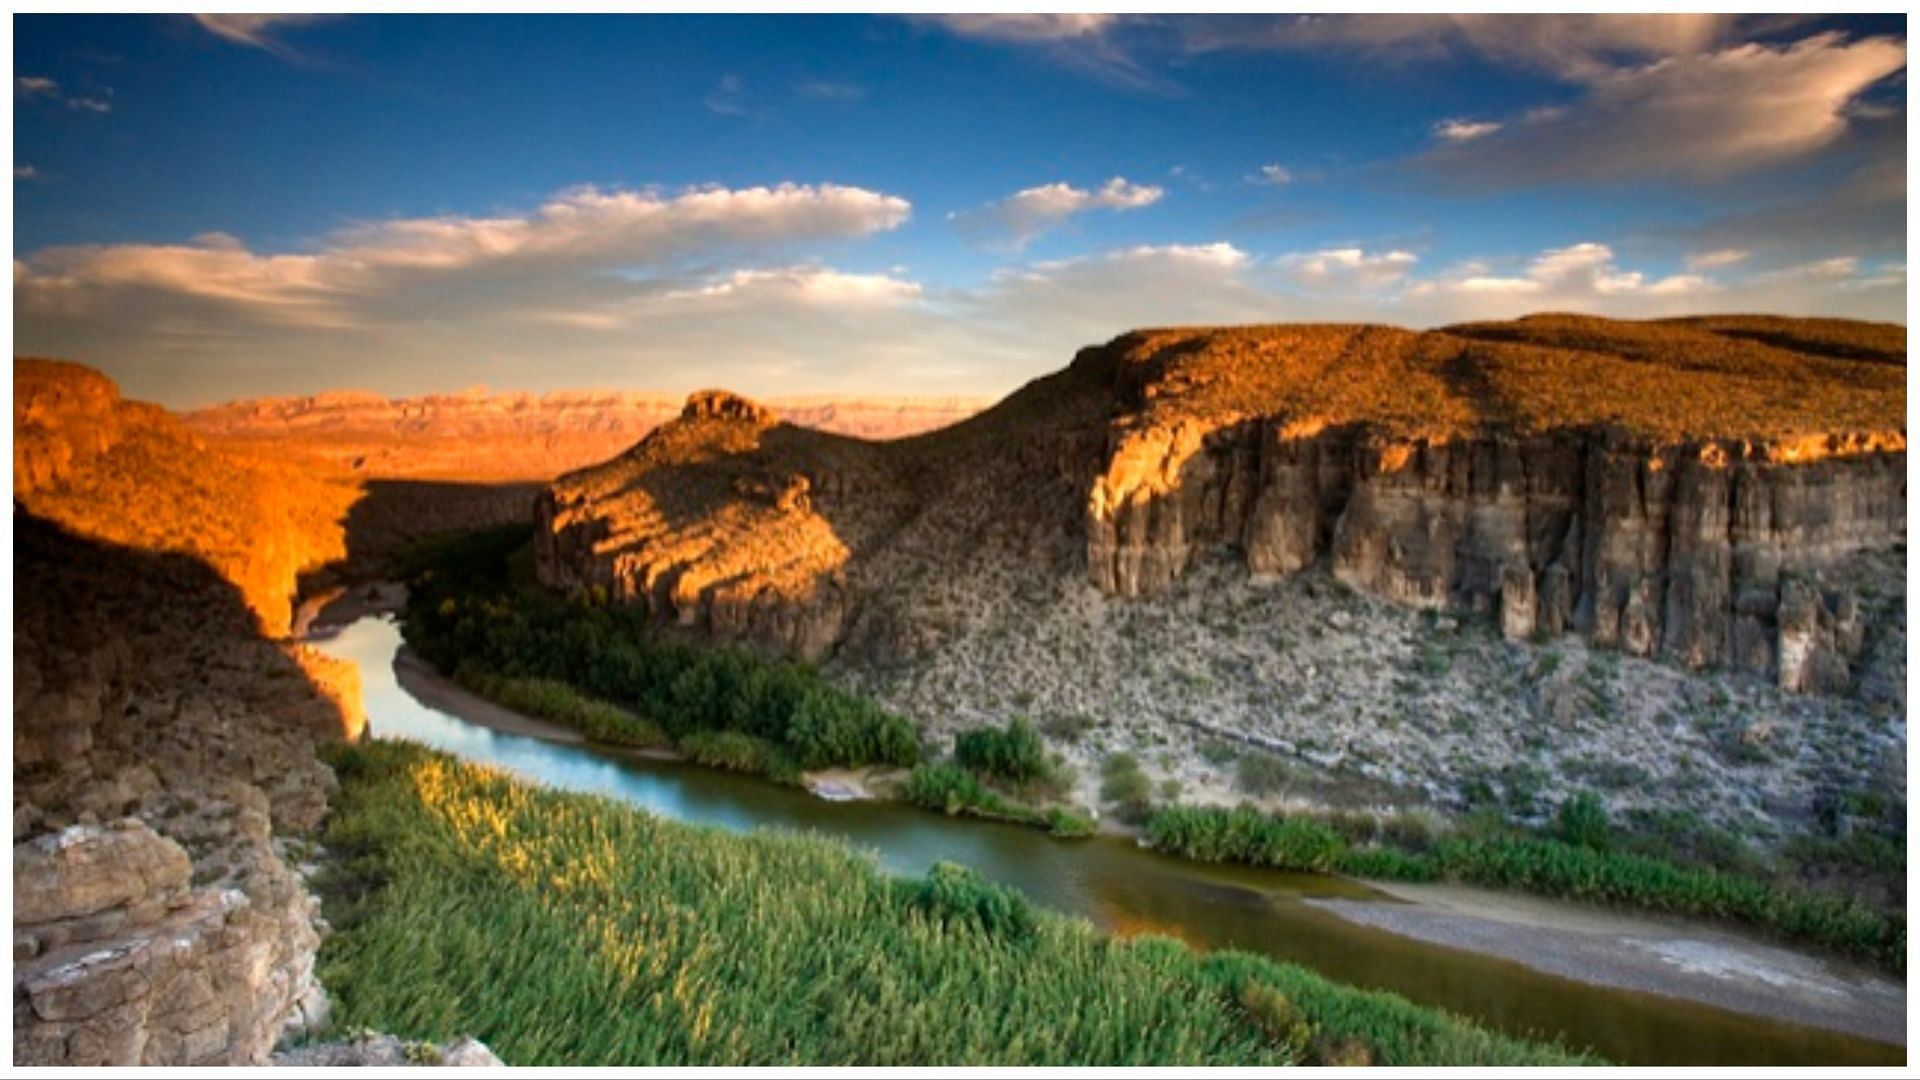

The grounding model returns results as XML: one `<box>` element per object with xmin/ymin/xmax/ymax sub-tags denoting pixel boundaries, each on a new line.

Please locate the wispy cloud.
<box><xmin>1248</xmin><ymin>164</ymin><xmax>1293</xmax><ymax>186</ymax></box>
<box><xmin>705</xmin><ymin>74</ymin><xmax>748</xmax><ymax>116</ymax></box>
<box><xmin>15</xmin><ymin>165</ymin><xmax>41</xmax><ymax>182</ymax></box>
<box><xmin>1432</xmin><ymin>118</ymin><xmax>1502</xmax><ymax>142</ymax></box>
<box><xmin>911</xmin><ymin>14</ymin><xmax>1180</xmax><ymax>95</ymax></box>
<box><xmin>191</xmin><ymin>14</ymin><xmax>335</xmax><ymax>62</ymax></box>
<box><xmin>16</xmin><ymin>76</ymin><xmax>113</xmax><ymax>114</ymax></box>
<box><xmin>1419</xmin><ymin>32</ymin><xmax>1907</xmax><ymax>185</ymax></box>
<box><xmin>950</xmin><ymin>178</ymin><xmax>1164</xmax><ymax>250</ymax></box>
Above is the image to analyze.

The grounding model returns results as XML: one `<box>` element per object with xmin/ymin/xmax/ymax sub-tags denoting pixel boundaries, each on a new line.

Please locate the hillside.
<box><xmin>16</xmin><ymin>359</ymin><xmax>358</xmax><ymax>636</ymax></box>
<box><xmin>534</xmin><ymin>315</ymin><xmax>1906</xmax><ymax>852</ymax></box>
<box><xmin>186</xmin><ymin>386</ymin><xmax>989</xmax><ymax>482</ymax></box>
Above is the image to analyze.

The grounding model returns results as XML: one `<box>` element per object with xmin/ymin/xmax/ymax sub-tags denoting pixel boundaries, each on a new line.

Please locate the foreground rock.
<box><xmin>274</xmin><ymin>1033</ymin><xmax>504</xmax><ymax>1067</ymax></box>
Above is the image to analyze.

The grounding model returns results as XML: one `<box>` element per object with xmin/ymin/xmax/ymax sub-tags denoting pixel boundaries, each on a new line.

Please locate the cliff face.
<box><xmin>14</xmin><ymin>362</ymin><xmax>365</xmax><ymax>1065</ymax></box>
<box><xmin>536</xmin><ymin>316</ymin><xmax>1905</xmax><ymax>694</ymax></box>
<box><xmin>1088</xmin><ymin>422</ymin><xmax>1904</xmax><ymax>691</ymax></box>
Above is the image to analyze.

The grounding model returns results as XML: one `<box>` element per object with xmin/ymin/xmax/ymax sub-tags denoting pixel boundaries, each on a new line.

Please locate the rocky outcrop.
<box><xmin>273</xmin><ymin>1032</ymin><xmax>505</xmax><ymax>1066</ymax></box>
<box><xmin>536</xmin><ymin>316</ymin><xmax>1904</xmax><ymax>693</ymax></box>
<box><xmin>13</xmin><ymin>514</ymin><xmax>354</xmax><ymax>1065</ymax></box>
<box><xmin>14</xmin><ymin>359</ymin><xmax>371</xmax><ymax>1065</ymax></box>
<box><xmin>13</xmin><ymin>822</ymin><xmax>322</xmax><ymax>1066</ymax></box>
<box><xmin>1088</xmin><ymin>422</ymin><xmax>1905</xmax><ymax>688</ymax></box>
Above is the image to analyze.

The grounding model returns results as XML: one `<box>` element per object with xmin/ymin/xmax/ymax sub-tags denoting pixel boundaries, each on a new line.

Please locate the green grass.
<box><xmin>900</xmin><ymin>763</ymin><xmax>1092</xmax><ymax>838</ymax></box>
<box><xmin>316</xmin><ymin>741</ymin><xmax>1589</xmax><ymax>1066</ymax></box>
<box><xmin>1144</xmin><ymin>803</ymin><xmax>1905</xmax><ymax>974</ymax></box>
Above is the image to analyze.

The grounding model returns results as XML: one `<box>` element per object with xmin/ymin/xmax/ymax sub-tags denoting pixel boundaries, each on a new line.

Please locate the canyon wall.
<box><xmin>14</xmin><ymin>362</ymin><xmax>363</xmax><ymax>1065</ymax></box>
<box><xmin>535</xmin><ymin>317</ymin><xmax>1905</xmax><ymax>695</ymax></box>
<box><xmin>1087</xmin><ymin>421</ymin><xmax>1905</xmax><ymax>692</ymax></box>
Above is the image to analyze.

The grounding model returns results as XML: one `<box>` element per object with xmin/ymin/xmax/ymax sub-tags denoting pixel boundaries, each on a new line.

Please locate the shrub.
<box><xmin>1555</xmin><ymin>791</ymin><xmax>1611</xmax><ymax>851</ymax></box>
<box><xmin>954</xmin><ymin>717</ymin><xmax>1047</xmax><ymax>784</ymax></box>
<box><xmin>1235</xmin><ymin>751</ymin><xmax>1292</xmax><ymax>797</ymax></box>
<box><xmin>1100</xmin><ymin>754</ymin><xmax>1155</xmax><ymax>823</ymax></box>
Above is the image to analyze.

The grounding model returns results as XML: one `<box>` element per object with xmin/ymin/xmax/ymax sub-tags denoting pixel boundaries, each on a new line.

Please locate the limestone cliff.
<box><xmin>535</xmin><ymin>316</ymin><xmax>1905</xmax><ymax>693</ymax></box>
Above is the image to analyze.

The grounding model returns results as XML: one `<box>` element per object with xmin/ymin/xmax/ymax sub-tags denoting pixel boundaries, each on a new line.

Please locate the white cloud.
<box><xmin>917</xmin><ymin>15</ymin><xmax>1118</xmax><ymax>43</ymax></box>
<box><xmin>1250</xmin><ymin>164</ymin><xmax>1293</xmax><ymax>186</ymax></box>
<box><xmin>951</xmin><ymin>177</ymin><xmax>1164</xmax><ymax>249</ymax></box>
<box><xmin>17</xmin><ymin>181</ymin><xmax>915</xmax><ymax>345</ymax></box>
<box><xmin>192</xmin><ymin>14</ymin><xmax>334</xmax><ymax>60</ymax></box>
<box><xmin>1685</xmin><ymin>248</ymin><xmax>1750</xmax><ymax>271</ymax></box>
<box><xmin>1184</xmin><ymin>14</ymin><xmax>1783</xmax><ymax>78</ymax></box>
<box><xmin>1424</xmin><ymin>32</ymin><xmax>1906</xmax><ymax>184</ymax></box>
<box><xmin>15</xmin><ymin>165</ymin><xmax>40</xmax><ymax>181</ymax></box>
<box><xmin>795</xmin><ymin>79</ymin><xmax>865</xmax><ymax>103</ymax></box>
<box><xmin>1433</xmin><ymin>118</ymin><xmax>1502</xmax><ymax>142</ymax></box>
<box><xmin>16</xmin><ymin>76</ymin><xmax>113</xmax><ymax>114</ymax></box>
<box><xmin>1278</xmin><ymin>247</ymin><xmax>1419</xmax><ymax>289</ymax></box>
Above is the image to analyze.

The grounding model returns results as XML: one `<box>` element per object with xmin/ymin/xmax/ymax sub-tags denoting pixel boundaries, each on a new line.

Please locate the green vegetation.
<box><xmin>1099</xmin><ymin>753</ymin><xmax>1155</xmax><ymax>823</ymax></box>
<box><xmin>901</xmin><ymin>763</ymin><xmax>1092</xmax><ymax>838</ymax></box>
<box><xmin>1144</xmin><ymin>799</ymin><xmax>1904</xmax><ymax>973</ymax></box>
<box><xmin>317</xmin><ymin>741</ymin><xmax>1587</xmax><ymax>1066</ymax></box>
<box><xmin>400</xmin><ymin>526</ymin><xmax>918</xmax><ymax>781</ymax></box>
<box><xmin>954</xmin><ymin>716</ymin><xmax>1046</xmax><ymax>784</ymax></box>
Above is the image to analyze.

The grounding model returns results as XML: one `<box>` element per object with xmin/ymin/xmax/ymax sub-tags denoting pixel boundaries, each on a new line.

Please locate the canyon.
<box><xmin>11</xmin><ymin>314</ymin><xmax>1908</xmax><ymax>1063</ymax></box>
<box><xmin>537</xmin><ymin>316</ymin><xmax>1905</xmax><ymax>691</ymax></box>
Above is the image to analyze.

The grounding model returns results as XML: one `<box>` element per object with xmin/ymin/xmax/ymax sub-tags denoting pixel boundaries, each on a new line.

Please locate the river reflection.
<box><xmin>312</xmin><ymin>615</ymin><xmax>1903</xmax><ymax>1067</ymax></box>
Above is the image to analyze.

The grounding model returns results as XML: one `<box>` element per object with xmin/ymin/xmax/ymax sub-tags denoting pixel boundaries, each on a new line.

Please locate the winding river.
<box><xmin>312</xmin><ymin>614</ymin><xmax>1904</xmax><ymax>1066</ymax></box>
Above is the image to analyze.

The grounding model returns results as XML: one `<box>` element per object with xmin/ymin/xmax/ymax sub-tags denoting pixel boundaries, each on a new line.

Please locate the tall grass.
<box><xmin>1145</xmin><ymin>804</ymin><xmax>1905</xmax><ymax>973</ymax></box>
<box><xmin>317</xmin><ymin>741</ymin><xmax>1589</xmax><ymax>1066</ymax></box>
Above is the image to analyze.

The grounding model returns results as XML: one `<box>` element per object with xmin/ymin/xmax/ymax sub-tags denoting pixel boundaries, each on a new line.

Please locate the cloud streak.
<box><xmin>950</xmin><ymin>178</ymin><xmax>1164</xmax><ymax>249</ymax></box>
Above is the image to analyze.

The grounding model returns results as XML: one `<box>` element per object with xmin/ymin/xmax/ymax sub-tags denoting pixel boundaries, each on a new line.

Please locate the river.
<box><xmin>312</xmin><ymin>614</ymin><xmax>1905</xmax><ymax>1066</ymax></box>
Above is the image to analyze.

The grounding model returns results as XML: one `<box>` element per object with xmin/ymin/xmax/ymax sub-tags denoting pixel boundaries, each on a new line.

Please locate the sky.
<box><xmin>12</xmin><ymin>13</ymin><xmax>1909</xmax><ymax>407</ymax></box>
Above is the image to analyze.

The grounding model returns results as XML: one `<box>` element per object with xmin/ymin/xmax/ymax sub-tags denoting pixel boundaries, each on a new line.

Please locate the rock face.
<box><xmin>14</xmin><ymin>359</ymin><xmax>355</xmax><ymax>637</ymax></box>
<box><xmin>13</xmin><ymin>514</ymin><xmax>352</xmax><ymax>1065</ymax></box>
<box><xmin>1082</xmin><ymin>318</ymin><xmax>1905</xmax><ymax>690</ymax></box>
<box><xmin>273</xmin><ymin>1032</ymin><xmax>506</xmax><ymax>1067</ymax></box>
<box><xmin>14</xmin><ymin>361</ymin><xmax>367</xmax><ymax>1065</ymax></box>
<box><xmin>1088</xmin><ymin>422</ymin><xmax>1906</xmax><ymax>688</ymax></box>
<box><xmin>536</xmin><ymin>316</ymin><xmax>1905</xmax><ymax>692</ymax></box>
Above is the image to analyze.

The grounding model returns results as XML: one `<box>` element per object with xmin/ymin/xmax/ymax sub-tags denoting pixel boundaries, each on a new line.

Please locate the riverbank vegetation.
<box><xmin>1144</xmin><ymin>801</ymin><xmax>1905</xmax><ymax>974</ymax></box>
<box><xmin>316</xmin><ymin>741</ymin><xmax>1588</xmax><ymax>1066</ymax></box>
<box><xmin>400</xmin><ymin>526</ymin><xmax>918</xmax><ymax>781</ymax></box>
<box><xmin>903</xmin><ymin>718</ymin><xmax>1093</xmax><ymax>836</ymax></box>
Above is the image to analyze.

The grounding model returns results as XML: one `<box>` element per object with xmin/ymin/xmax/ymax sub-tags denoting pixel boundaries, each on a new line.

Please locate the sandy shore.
<box><xmin>390</xmin><ymin>647</ymin><xmax>589</xmax><ymax>745</ymax></box>
<box><xmin>1313</xmin><ymin>880</ymin><xmax>1906</xmax><ymax>1046</ymax></box>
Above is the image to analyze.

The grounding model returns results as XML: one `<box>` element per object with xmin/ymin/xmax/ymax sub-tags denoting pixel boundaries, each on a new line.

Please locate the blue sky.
<box><xmin>13</xmin><ymin>14</ymin><xmax>1908</xmax><ymax>406</ymax></box>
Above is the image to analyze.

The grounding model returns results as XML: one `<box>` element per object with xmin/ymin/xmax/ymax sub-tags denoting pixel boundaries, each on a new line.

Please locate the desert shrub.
<box><xmin>954</xmin><ymin>717</ymin><xmax>1047</xmax><ymax>784</ymax></box>
<box><xmin>1100</xmin><ymin>754</ymin><xmax>1156</xmax><ymax>823</ymax></box>
<box><xmin>1235</xmin><ymin>751</ymin><xmax>1293</xmax><ymax>797</ymax></box>
<box><xmin>1555</xmin><ymin>791</ymin><xmax>1611</xmax><ymax>851</ymax></box>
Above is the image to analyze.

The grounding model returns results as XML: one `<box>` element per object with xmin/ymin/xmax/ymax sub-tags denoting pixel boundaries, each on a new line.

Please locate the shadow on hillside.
<box><xmin>14</xmin><ymin>507</ymin><xmax>360</xmax><ymax>792</ymax></box>
<box><xmin>300</xmin><ymin>478</ymin><xmax>546</xmax><ymax>596</ymax></box>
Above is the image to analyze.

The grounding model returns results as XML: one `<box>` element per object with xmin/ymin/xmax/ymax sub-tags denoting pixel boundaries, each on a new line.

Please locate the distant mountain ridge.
<box><xmin>186</xmin><ymin>386</ymin><xmax>992</xmax><ymax>481</ymax></box>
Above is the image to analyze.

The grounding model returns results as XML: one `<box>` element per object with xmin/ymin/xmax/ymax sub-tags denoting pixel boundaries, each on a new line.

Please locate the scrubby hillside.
<box><xmin>531</xmin><ymin>315</ymin><xmax>1906</xmax><ymax>865</ymax></box>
